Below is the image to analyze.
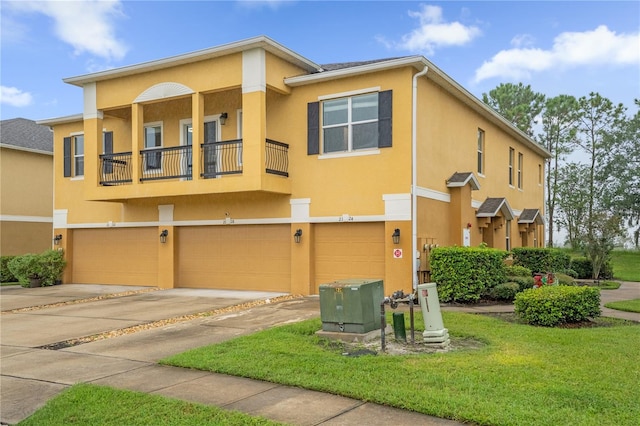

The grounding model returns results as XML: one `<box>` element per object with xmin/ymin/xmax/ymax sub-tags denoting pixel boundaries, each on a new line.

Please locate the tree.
<box><xmin>538</xmin><ymin>95</ymin><xmax>580</xmax><ymax>246</ymax></box>
<box><xmin>556</xmin><ymin>163</ymin><xmax>591</xmax><ymax>249</ymax></box>
<box><xmin>575</xmin><ymin>93</ymin><xmax>627</xmax><ymax>241</ymax></box>
<box><xmin>582</xmin><ymin>211</ymin><xmax>625</xmax><ymax>280</ymax></box>
<box><xmin>482</xmin><ymin>82</ymin><xmax>546</xmax><ymax>135</ymax></box>
<box><xmin>602</xmin><ymin>100</ymin><xmax>640</xmax><ymax>247</ymax></box>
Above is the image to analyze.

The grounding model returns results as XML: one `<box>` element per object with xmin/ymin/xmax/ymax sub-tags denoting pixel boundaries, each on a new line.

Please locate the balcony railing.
<box><xmin>140</xmin><ymin>145</ymin><xmax>192</xmax><ymax>182</ymax></box>
<box><xmin>99</xmin><ymin>152</ymin><xmax>132</xmax><ymax>185</ymax></box>
<box><xmin>201</xmin><ymin>139</ymin><xmax>243</xmax><ymax>178</ymax></box>
<box><xmin>265</xmin><ymin>139</ymin><xmax>289</xmax><ymax>177</ymax></box>
<box><xmin>99</xmin><ymin>139</ymin><xmax>288</xmax><ymax>186</ymax></box>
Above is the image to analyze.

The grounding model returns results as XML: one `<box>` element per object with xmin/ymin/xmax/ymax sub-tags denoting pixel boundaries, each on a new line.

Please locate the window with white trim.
<box><xmin>508</xmin><ymin>147</ymin><xmax>515</xmax><ymax>186</ymax></box>
<box><xmin>477</xmin><ymin>129</ymin><xmax>485</xmax><ymax>175</ymax></box>
<box><xmin>517</xmin><ymin>152</ymin><xmax>523</xmax><ymax>189</ymax></box>
<box><xmin>73</xmin><ymin>134</ymin><xmax>84</xmax><ymax>176</ymax></box>
<box><xmin>322</xmin><ymin>93</ymin><xmax>379</xmax><ymax>154</ymax></box>
<box><xmin>143</xmin><ymin>122</ymin><xmax>163</xmax><ymax>171</ymax></box>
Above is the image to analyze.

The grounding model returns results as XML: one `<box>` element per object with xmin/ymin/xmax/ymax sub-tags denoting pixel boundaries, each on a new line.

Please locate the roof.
<box><xmin>63</xmin><ymin>35</ymin><xmax>322</xmax><ymax>87</ymax></box>
<box><xmin>320</xmin><ymin>57</ymin><xmax>408</xmax><ymax>71</ymax></box>
<box><xmin>518</xmin><ymin>208</ymin><xmax>545</xmax><ymax>225</ymax></box>
<box><xmin>446</xmin><ymin>172</ymin><xmax>480</xmax><ymax>190</ymax></box>
<box><xmin>0</xmin><ymin>118</ymin><xmax>53</xmax><ymax>154</ymax></box>
<box><xmin>476</xmin><ymin>197</ymin><xmax>515</xmax><ymax>220</ymax></box>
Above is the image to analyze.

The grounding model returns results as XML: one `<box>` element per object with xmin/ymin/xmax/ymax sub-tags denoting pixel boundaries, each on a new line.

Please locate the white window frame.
<box><xmin>180</xmin><ymin>115</ymin><xmax>223</xmax><ymax>177</ymax></box>
<box><xmin>477</xmin><ymin>128</ymin><xmax>485</xmax><ymax>176</ymax></box>
<box><xmin>508</xmin><ymin>147</ymin><xmax>515</xmax><ymax>187</ymax></box>
<box><xmin>320</xmin><ymin>89</ymin><xmax>380</xmax><ymax>157</ymax></box>
<box><xmin>517</xmin><ymin>152</ymin><xmax>523</xmax><ymax>190</ymax></box>
<box><xmin>143</xmin><ymin>121</ymin><xmax>163</xmax><ymax>173</ymax></box>
<box><xmin>71</xmin><ymin>132</ymin><xmax>84</xmax><ymax>180</ymax></box>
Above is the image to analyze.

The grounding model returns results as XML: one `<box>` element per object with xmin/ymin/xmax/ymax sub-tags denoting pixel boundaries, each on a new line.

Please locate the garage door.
<box><xmin>72</xmin><ymin>228</ymin><xmax>158</xmax><ymax>286</ymax></box>
<box><xmin>314</xmin><ymin>222</ymin><xmax>385</xmax><ymax>293</ymax></box>
<box><xmin>178</xmin><ymin>224</ymin><xmax>291</xmax><ymax>292</ymax></box>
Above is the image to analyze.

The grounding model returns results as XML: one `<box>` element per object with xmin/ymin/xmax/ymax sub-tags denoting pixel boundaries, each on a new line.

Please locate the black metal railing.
<box><xmin>99</xmin><ymin>152</ymin><xmax>132</xmax><ymax>185</ymax></box>
<box><xmin>140</xmin><ymin>145</ymin><xmax>192</xmax><ymax>182</ymax></box>
<box><xmin>265</xmin><ymin>139</ymin><xmax>289</xmax><ymax>177</ymax></box>
<box><xmin>201</xmin><ymin>139</ymin><xmax>243</xmax><ymax>178</ymax></box>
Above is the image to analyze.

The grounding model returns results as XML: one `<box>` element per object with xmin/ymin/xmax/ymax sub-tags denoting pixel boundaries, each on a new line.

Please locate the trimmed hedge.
<box><xmin>570</xmin><ymin>257</ymin><xmax>614</xmax><ymax>279</ymax></box>
<box><xmin>7</xmin><ymin>250</ymin><xmax>66</xmax><ymax>287</ymax></box>
<box><xmin>511</xmin><ymin>247</ymin><xmax>571</xmax><ymax>273</ymax></box>
<box><xmin>0</xmin><ymin>256</ymin><xmax>17</xmax><ymax>282</ymax></box>
<box><xmin>514</xmin><ymin>286</ymin><xmax>601</xmax><ymax>327</ymax></box>
<box><xmin>504</xmin><ymin>265</ymin><xmax>531</xmax><ymax>277</ymax></box>
<box><xmin>431</xmin><ymin>247</ymin><xmax>508</xmax><ymax>303</ymax></box>
<box><xmin>489</xmin><ymin>282</ymin><xmax>520</xmax><ymax>301</ymax></box>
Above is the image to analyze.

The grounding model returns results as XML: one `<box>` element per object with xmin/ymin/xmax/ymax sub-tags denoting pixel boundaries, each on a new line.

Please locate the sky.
<box><xmin>1</xmin><ymin>0</ymin><xmax>639</xmax><ymax>123</ymax></box>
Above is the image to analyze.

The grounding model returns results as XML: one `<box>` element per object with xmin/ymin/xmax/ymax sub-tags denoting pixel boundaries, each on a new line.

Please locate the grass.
<box><xmin>18</xmin><ymin>383</ymin><xmax>283</xmax><ymax>426</ymax></box>
<box><xmin>1</xmin><ymin>281</ymin><xmax>20</xmax><ymax>286</ymax></box>
<box><xmin>610</xmin><ymin>250</ymin><xmax>640</xmax><ymax>282</ymax></box>
<box><xmin>162</xmin><ymin>311</ymin><xmax>640</xmax><ymax>426</ymax></box>
<box><xmin>605</xmin><ymin>298</ymin><xmax>640</xmax><ymax>314</ymax></box>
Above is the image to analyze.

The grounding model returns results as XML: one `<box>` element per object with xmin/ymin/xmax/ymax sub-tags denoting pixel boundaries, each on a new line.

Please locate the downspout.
<box><xmin>412</xmin><ymin>65</ymin><xmax>428</xmax><ymax>290</ymax></box>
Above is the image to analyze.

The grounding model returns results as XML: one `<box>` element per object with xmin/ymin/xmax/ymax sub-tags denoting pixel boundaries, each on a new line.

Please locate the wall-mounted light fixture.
<box><xmin>467</xmin><ymin>222</ymin><xmax>473</xmax><ymax>229</ymax></box>
<box><xmin>392</xmin><ymin>228</ymin><xmax>400</xmax><ymax>244</ymax></box>
<box><xmin>219</xmin><ymin>112</ymin><xmax>228</xmax><ymax>125</ymax></box>
<box><xmin>294</xmin><ymin>229</ymin><xmax>302</xmax><ymax>244</ymax></box>
<box><xmin>53</xmin><ymin>234</ymin><xmax>63</xmax><ymax>245</ymax></box>
<box><xmin>160</xmin><ymin>229</ymin><xmax>169</xmax><ymax>244</ymax></box>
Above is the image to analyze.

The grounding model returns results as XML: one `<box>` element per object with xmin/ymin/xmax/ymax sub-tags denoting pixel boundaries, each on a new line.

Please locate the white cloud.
<box><xmin>381</xmin><ymin>4</ymin><xmax>481</xmax><ymax>55</ymax></box>
<box><xmin>0</xmin><ymin>86</ymin><xmax>33</xmax><ymax>107</ymax></box>
<box><xmin>6</xmin><ymin>0</ymin><xmax>128</xmax><ymax>62</ymax></box>
<box><xmin>475</xmin><ymin>25</ymin><xmax>640</xmax><ymax>82</ymax></box>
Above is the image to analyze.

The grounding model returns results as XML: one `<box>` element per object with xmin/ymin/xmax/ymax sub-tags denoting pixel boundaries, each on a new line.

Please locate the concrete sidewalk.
<box><xmin>1</xmin><ymin>282</ymin><xmax>638</xmax><ymax>425</ymax></box>
<box><xmin>1</xmin><ymin>285</ymin><xmax>460</xmax><ymax>425</ymax></box>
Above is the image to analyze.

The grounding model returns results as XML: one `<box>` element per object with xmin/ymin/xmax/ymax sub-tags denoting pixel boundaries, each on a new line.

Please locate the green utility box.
<box><xmin>319</xmin><ymin>279</ymin><xmax>384</xmax><ymax>333</ymax></box>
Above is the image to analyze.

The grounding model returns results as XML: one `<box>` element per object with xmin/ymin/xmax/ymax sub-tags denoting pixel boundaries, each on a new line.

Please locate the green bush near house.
<box><xmin>0</xmin><ymin>256</ymin><xmax>17</xmax><ymax>282</ymax></box>
<box><xmin>511</xmin><ymin>247</ymin><xmax>571</xmax><ymax>273</ymax></box>
<box><xmin>570</xmin><ymin>256</ymin><xmax>614</xmax><ymax>279</ymax></box>
<box><xmin>503</xmin><ymin>264</ymin><xmax>531</xmax><ymax>277</ymax></box>
<box><xmin>488</xmin><ymin>282</ymin><xmax>520</xmax><ymax>301</ymax></box>
<box><xmin>514</xmin><ymin>286</ymin><xmax>601</xmax><ymax>327</ymax></box>
<box><xmin>431</xmin><ymin>246</ymin><xmax>508</xmax><ymax>303</ymax></box>
<box><xmin>7</xmin><ymin>250</ymin><xmax>66</xmax><ymax>287</ymax></box>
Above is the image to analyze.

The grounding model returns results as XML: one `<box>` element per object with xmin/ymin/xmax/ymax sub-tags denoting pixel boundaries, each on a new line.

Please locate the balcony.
<box><xmin>97</xmin><ymin>139</ymin><xmax>289</xmax><ymax>193</ymax></box>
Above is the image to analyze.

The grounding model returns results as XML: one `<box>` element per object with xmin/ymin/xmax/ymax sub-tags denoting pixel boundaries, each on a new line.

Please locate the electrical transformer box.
<box><xmin>319</xmin><ymin>279</ymin><xmax>384</xmax><ymax>333</ymax></box>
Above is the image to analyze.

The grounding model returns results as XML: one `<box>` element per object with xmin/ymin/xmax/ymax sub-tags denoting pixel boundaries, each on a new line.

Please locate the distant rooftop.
<box><xmin>320</xmin><ymin>57</ymin><xmax>408</xmax><ymax>72</ymax></box>
<box><xmin>0</xmin><ymin>118</ymin><xmax>53</xmax><ymax>153</ymax></box>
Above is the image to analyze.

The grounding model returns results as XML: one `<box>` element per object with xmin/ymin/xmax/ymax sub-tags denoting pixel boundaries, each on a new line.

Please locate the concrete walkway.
<box><xmin>1</xmin><ymin>282</ymin><xmax>638</xmax><ymax>425</ymax></box>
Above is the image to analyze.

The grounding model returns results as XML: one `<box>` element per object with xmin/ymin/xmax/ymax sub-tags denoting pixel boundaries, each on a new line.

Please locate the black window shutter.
<box><xmin>103</xmin><ymin>131</ymin><xmax>113</xmax><ymax>174</ymax></box>
<box><xmin>378</xmin><ymin>90</ymin><xmax>392</xmax><ymax>148</ymax></box>
<box><xmin>307</xmin><ymin>101</ymin><xmax>319</xmax><ymax>155</ymax></box>
<box><xmin>63</xmin><ymin>137</ymin><xmax>72</xmax><ymax>177</ymax></box>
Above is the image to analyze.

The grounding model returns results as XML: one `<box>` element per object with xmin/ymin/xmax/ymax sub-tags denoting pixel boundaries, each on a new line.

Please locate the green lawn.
<box><xmin>18</xmin><ymin>383</ymin><xmax>283</xmax><ymax>426</ymax></box>
<box><xmin>610</xmin><ymin>250</ymin><xmax>640</xmax><ymax>282</ymax></box>
<box><xmin>605</xmin><ymin>298</ymin><xmax>640</xmax><ymax>314</ymax></box>
<box><xmin>162</xmin><ymin>312</ymin><xmax>640</xmax><ymax>426</ymax></box>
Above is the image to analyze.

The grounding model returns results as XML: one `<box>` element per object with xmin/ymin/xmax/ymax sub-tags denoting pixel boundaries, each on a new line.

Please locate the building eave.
<box><xmin>62</xmin><ymin>36</ymin><xmax>322</xmax><ymax>87</ymax></box>
<box><xmin>0</xmin><ymin>143</ymin><xmax>53</xmax><ymax>156</ymax></box>
<box><xmin>36</xmin><ymin>114</ymin><xmax>84</xmax><ymax>126</ymax></box>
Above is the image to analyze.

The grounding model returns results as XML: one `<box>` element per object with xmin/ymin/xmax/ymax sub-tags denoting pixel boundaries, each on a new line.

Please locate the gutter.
<box><xmin>412</xmin><ymin>65</ymin><xmax>429</xmax><ymax>290</ymax></box>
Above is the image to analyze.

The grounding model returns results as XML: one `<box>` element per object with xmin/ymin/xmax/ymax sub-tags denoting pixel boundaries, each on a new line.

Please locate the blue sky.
<box><xmin>1</xmin><ymin>1</ymin><xmax>639</xmax><ymax>122</ymax></box>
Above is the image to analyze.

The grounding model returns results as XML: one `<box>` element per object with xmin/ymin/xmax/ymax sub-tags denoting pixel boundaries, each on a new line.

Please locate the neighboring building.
<box><xmin>39</xmin><ymin>36</ymin><xmax>550</xmax><ymax>295</ymax></box>
<box><xmin>0</xmin><ymin>118</ymin><xmax>54</xmax><ymax>255</ymax></box>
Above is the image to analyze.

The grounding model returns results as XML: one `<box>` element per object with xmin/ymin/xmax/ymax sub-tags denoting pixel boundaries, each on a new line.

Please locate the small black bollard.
<box><xmin>392</xmin><ymin>312</ymin><xmax>406</xmax><ymax>342</ymax></box>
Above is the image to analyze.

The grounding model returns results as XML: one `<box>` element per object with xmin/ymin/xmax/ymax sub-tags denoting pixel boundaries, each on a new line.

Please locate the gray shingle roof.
<box><xmin>518</xmin><ymin>208</ymin><xmax>544</xmax><ymax>225</ymax></box>
<box><xmin>446</xmin><ymin>172</ymin><xmax>480</xmax><ymax>190</ymax></box>
<box><xmin>476</xmin><ymin>197</ymin><xmax>515</xmax><ymax>220</ymax></box>
<box><xmin>320</xmin><ymin>57</ymin><xmax>408</xmax><ymax>72</ymax></box>
<box><xmin>0</xmin><ymin>118</ymin><xmax>53</xmax><ymax>153</ymax></box>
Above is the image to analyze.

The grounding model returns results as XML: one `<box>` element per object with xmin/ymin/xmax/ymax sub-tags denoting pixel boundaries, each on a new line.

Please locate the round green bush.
<box><xmin>489</xmin><ymin>282</ymin><xmax>520</xmax><ymax>301</ymax></box>
<box><xmin>514</xmin><ymin>286</ymin><xmax>601</xmax><ymax>327</ymax></box>
<box><xmin>504</xmin><ymin>265</ymin><xmax>531</xmax><ymax>277</ymax></box>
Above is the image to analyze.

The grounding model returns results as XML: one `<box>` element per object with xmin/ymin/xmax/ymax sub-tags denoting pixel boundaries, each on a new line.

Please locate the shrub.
<box><xmin>570</xmin><ymin>257</ymin><xmax>614</xmax><ymax>279</ymax></box>
<box><xmin>7</xmin><ymin>250</ymin><xmax>66</xmax><ymax>287</ymax></box>
<box><xmin>512</xmin><ymin>248</ymin><xmax>571</xmax><ymax>273</ymax></box>
<box><xmin>489</xmin><ymin>282</ymin><xmax>520</xmax><ymax>301</ymax></box>
<box><xmin>514</xmin><ymin>286</ymin><xmax>601</xmax><ymax>327</ymax></box>
<box><xmin>431</xmin><ymin>247</ymin><xmax>508</xmax><ymax>303</ymax></box>
<box><xmin>561</xmin><ymin>268</ymin><xmax>579</xmax><ymax>279</ymax></box>
<box><xmin>509</xmin><ymin>275</ymin><xmax>535</xmax><ymax>292</ymax></box>
<box><xmin>555</xmin><ymin>273</ymin><xmax>576</xmax><ymax>286</ymax></box>
<box><xmin>0</xmin><ymin>256</ymin><xmax>17</xmax><ymax>282</ymax></box>
<box><xmin>8</xmin><ymin>254</ymin><xmax>44</xmax><ymax>287</ymax></box>
<box><xmin>504</xmin><ymin>265</ymin><xmax>531</xmax><ymax>277</ymax></box>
